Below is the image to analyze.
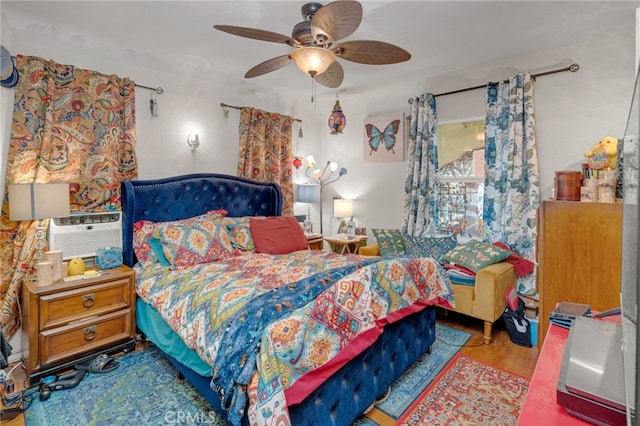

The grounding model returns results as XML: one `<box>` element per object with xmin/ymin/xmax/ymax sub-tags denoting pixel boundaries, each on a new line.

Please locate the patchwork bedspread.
<box><xmin>135</xmin><ymin>250</ymin><xmax>454</xmax><ymax>426</ymax></box>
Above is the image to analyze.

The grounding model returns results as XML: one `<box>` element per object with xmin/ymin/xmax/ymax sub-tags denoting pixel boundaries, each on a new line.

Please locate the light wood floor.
<box><xmin>1</xmin><ymin>310</ymin><xmax>539</xmax><ymax>426</ymax></box>
<box><xmin>436</xmin><ymin>309</ymin><xmax>539</xmax><ymax>378</ymax></box>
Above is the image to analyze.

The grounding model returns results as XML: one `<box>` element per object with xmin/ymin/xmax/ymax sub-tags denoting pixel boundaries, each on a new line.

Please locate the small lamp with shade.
<box><xmin>8</xmin><ymin>182</ymin><xmax>71</xmax><ymax>262</ymax></box>
<box><xmin>334</xmin><ymin>198</ymin><xmax>355</xmax><ymax>236</ymax></box>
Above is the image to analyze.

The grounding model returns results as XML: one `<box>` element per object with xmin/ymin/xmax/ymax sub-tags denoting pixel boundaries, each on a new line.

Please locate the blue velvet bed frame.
<box><xmin>121</xmin><ymin>173</ymin><xmax>436</xmax><ymax>426</ymax></box>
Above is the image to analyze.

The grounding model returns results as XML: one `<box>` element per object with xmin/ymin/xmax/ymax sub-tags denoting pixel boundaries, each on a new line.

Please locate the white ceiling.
<box><xmin>2</xmin><ymin>1</ymin><xmax>639</xmax><ymax>100</ymax></box>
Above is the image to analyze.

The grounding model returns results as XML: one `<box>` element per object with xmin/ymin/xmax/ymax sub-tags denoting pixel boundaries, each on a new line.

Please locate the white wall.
<box><xmin>0</xmin><ymin>9</ymin><xmax>636</xmax><ymax>355</ymax></box>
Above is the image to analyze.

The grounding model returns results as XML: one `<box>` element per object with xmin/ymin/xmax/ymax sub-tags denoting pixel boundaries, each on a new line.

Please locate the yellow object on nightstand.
<box><xmin>67</xmin><ymin>257</ymin><xmax>85</xmax><ymax>276</ymax></box>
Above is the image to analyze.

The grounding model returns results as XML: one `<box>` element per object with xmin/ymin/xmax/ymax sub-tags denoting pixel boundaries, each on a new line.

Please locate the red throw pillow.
<box><xmin>493</xmin><ymin>241</ymin><xmax>535</xmax><ymax>277</ymax></box>
<box><xmin>250</xmin><ymin>216</ymin><xmax>309</xmax><ymax>254</ymax></box>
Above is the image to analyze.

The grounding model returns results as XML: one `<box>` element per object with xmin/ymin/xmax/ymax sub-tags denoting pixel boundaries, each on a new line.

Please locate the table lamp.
<box><xmin>297</xmin><ymin>183</ymin><xmax>321</xmax><ymax>234</ymax></box>
<box><xmin>334</xmin><ymin>198</ymin><xmax>355</xmax><ymax>236</ymax></box>
<box><xmin>9</xmin><ymin>183</ymin><xmax>71</xmax><ymax>261</ymax></box>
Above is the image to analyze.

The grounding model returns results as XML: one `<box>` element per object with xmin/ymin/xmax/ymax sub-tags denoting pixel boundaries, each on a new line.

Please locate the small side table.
<box><xmin>306</xmin><ymin>233</ymin><xmax>324</xmax><ymax>250</ymax></box>
<box><xmin>324</xmin><ymin>234</ymin><xmax>368</xmax><ymax>254</ymax></box>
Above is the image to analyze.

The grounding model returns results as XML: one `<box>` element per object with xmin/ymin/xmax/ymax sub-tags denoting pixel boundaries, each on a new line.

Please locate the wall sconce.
<box><xmin>187</xmin><ymin>132</ymin><xmax>200</xmax><ymax>152</ymax></box>
<box><xmin>8</xmin><ymin>183</ymin><xmax>71</xmax><ymax>261</ymax></box>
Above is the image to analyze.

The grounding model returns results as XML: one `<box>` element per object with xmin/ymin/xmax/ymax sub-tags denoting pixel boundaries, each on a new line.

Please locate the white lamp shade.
<box><xmin>290</xmin><ymin>47</ymin><xmax>336</xmax><ymax>76</ymax></box>
<box><xmin>297</xmin><ymin>183</ymin><xmax>321</xmax><ymax>204</ymax></box>
<box><xmin>9</xmin><ymin>183</ymin><xmax>71</xmax><ymax>221</ymax></box>
<box><xmin>334</xmin><ymin>199</ymin><xmax>353</xmax><ymax>218</ymax></box>
<box><xmin>306</xmin><ymin>154</ymin><xmax>316</xmax><ymax>167</ymax></box>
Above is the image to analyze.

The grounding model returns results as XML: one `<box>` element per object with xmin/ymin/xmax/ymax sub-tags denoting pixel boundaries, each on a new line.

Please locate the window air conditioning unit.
<box><xmin>48</xmin><ymin>212</ymin><xmax>122</xmax><ymax>260</ymax></box>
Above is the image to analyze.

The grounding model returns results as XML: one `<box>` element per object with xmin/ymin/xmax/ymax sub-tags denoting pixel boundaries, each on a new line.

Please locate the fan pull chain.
<box><xmin>310</xmin><ymin>77</ymin><xmax>316</xmax><ymax>104</ymax></box>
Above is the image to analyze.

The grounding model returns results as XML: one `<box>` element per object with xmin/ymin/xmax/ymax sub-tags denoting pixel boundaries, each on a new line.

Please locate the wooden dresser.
<box><xmin>537</xmin><ymin>200</ymin><xmax>622</xmax><ymax>344</ymax></box>
<box><xmin>21</xmin><ymin>265</ymin><xmax>136</xmax><ymax>384</ymax></box>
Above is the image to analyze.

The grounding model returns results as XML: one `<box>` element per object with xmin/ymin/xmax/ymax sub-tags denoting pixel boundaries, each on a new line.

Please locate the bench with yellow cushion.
<box><xmin>359</xmin><ymin>243</ymin><xmax>516</xmax><ymax>344</ymax></box>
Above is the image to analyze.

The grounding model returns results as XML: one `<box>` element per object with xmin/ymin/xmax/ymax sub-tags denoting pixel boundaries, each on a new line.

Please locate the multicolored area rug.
<box><xmin>354</xmin><ymin>323</ymin><xmax>472</xmax><ymax>425</ymax></box>
<box><xmin>24</xmin><ymin>347</ymin><xmax>223</xmax><ymax>426</ymax></box>
<box><xmin>397</xmin><ymin>354</ymin><xmax>530</xmax><ymax>426</ymax></box>
<box><xmin>24</xmin><ymin>323</ymin><xmax>471</xmax><ymax>426</ymax></box>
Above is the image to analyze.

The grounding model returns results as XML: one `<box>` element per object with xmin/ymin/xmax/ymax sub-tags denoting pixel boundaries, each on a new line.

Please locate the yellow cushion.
<box><xmin>359</xmin><ymin>244</ymin><xmax>380</xmax><ymax>256</ymax></box>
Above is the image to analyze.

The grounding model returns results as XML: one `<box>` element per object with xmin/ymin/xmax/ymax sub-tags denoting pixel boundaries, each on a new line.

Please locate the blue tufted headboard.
<box><xmin>121</xmin><ymin>173</ymin><xmax>283</xmax><ymax>267</ymax></box>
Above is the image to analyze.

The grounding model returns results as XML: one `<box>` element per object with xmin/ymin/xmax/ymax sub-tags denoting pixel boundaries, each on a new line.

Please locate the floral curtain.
<box><xmin>483</xmin><ymin>73</ymin><xmax>540</xmax><ymax>293</ymax></box>
<box><xmin>0</xmin><ymin>55</ymin><xmax>137</xmax><ymax>338</ymax></box>
<box><xmin>402</xmin><ymin>93</ymin><xmax>440</xmax><ymax>237</ymax></box>
<box><xmin>237</xmin><ymin>107</ymin><xmax>294</xmax><ymax>215</ymax></box>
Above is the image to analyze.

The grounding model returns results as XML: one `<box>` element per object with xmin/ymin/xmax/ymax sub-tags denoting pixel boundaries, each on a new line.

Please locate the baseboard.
<box><xmin>6</xmin><ymin>331</ymin><xmax>22</xmax><ymax>364</ymax></box>
<box><xmin>7</xmin><ymin>352</ymin><xmax>21</xmax><ymax>364</ymax></box>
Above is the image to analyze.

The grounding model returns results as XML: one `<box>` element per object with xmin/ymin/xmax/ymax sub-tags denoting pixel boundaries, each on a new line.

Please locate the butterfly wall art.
<box><xmin>363</xmin><ymin>113</ymin><xmax>405</xmax><ymax>162</ymax></box>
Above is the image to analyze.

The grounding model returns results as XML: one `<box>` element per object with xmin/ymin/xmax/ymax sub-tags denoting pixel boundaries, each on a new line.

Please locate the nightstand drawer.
<box><xmin>39</xmin><ymin>309</ymin><xmax>133</xmax><ymax>368</ymax></box>
<box><xmin>39</xmin><ymin>278</ymin><xmax>133</xmax><ymax>330</ymax></box>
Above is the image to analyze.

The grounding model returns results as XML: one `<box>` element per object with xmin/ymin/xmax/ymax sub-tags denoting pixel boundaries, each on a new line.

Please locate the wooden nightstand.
<box><xmin>324</xmin><ymin>234</ymin><xmax>368</xmax><ymax>254</ymax></box>
<box><xmin>21</xmin><ymin>265</ymin><xmax>136</xmax><ymax>384</ymax></box>
<box><xmin>306</xmin><ymin>233</ymin><xmax>324</xmax><ymax>250</ymax></box>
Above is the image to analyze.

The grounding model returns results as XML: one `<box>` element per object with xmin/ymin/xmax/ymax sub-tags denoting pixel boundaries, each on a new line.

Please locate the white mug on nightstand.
<box><xmin>36</xmin><ymin>261</ymin><xmax>54</xmax><ymax>286</ymax></box>
<box><xmin>44</xmin><ymin>250</ymin><xmax>63</xmax><ymax>282</ymax></box>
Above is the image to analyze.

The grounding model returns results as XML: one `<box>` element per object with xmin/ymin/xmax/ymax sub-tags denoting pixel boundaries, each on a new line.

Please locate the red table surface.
<box><xmin>518</xmin><ymin>315</ymin><xmax>622</xmax><ymax>425</ymax></box>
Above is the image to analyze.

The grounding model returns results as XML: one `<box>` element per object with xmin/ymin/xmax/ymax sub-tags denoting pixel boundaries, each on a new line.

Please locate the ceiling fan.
<box><xmin>213</xmin><ymin>1</ymin><xmax>411</xmax><ymax>88</ymax></box>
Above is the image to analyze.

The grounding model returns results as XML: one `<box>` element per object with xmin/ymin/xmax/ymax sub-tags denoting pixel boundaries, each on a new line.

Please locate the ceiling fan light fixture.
<box><xmin>291</xmin><ymin>47</ymin><xmax>336</xmax><ymax>77</ymax></box>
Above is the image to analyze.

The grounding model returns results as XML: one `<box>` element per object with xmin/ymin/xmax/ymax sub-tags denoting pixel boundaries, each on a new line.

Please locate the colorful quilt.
<box><xmin>135</xmin><ymin>250</ymin><xmax>454</xmax><ymax>426</ymax></box>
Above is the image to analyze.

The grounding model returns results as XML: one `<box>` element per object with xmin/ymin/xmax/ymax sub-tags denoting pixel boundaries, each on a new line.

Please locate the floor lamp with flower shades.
<box><xmin>304</xmin><ymin>155</ymin><xmax>347</xmax><ymax>234</ymax></box>
<box><xmin>8</xmin><ymin>183</ymin><xmax>71</xmax><ymax>262</ymax></box>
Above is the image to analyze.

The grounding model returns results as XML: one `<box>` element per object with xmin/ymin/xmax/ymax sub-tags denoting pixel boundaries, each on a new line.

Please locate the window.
<box><xmin>436</xmin><ymin>120</ymin><xmax>485</xmax><ymax>237</ymax></box>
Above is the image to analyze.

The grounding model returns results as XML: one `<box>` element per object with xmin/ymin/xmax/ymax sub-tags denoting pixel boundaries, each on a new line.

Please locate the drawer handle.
<box><xmin>84</xmin><ymin>326</ymin><xmax>97</xmax><ymax>341</ymax></box>
<box><xmin>82</xmin><ymin>294</ymin><xmax>96</xmax><ymax>308</ymax></box>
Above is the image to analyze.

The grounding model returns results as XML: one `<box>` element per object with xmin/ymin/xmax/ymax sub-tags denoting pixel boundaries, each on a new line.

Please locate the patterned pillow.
<box><xmin>372</xmin><ymin>228</ymin><xmax>406</xmax><ymax>255</ymax></box>
<box><xmin>132</xmin><ymin>209</ymin><xmax>227</xmax><ymax>267</ymax></box>
<box><xmin>133</xmin><ymin>220</ymin><xmax>161</xmax><ymax>267</ymax></box>
<box><xmin>442</xmin><ymin>239</ymin><xmax>511</xmax><ymax>273</ymax></box>
<box><xmin>222</xmin><ymin>216</ymin><xmax>255</xmax><ymax>251</ymax></box>
<box><xmin>404</xmin><ymin>234</ymin><xmax>457</xmax><ymax>262</ymax></box>
<box><xmin>156</xmin><ymin>218</ymin><xmax>236</xmax><ymax>269</ymax></box>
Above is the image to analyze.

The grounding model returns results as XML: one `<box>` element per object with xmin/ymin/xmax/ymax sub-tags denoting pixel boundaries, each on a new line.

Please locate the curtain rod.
<box><xmin>408</xmin><ymin>63</ymin><xmax>579</xmax><ymax>104</ymax></box>
<box><xmin>220</xmin><ymin>102</ymin><xmax>302</xmax><ymax>123</ymax></box>
<box><xmin>8</xmin><ymin>54</ymin><xmax>165</xmax><ymax>94</ymax></box>
<box><xmin>135</xmin><ymin>84</ymin><xmax>164</xmax><ymax>94</ymax></box>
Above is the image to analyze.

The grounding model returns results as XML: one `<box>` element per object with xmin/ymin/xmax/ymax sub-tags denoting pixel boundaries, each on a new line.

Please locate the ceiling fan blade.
<box><xmin>333</xmin><ymin>40</ymin><xmax>411</xmax><ymax>65</ymax></box>
<box><xmin>214</xmin><ymin>25</ymin><xmax>299</xmax><ymax>47</ymax></box>
<box><xmin>315</xmin><ymin>61</ymin><xmax>344</xmax><ymax>88</ymax></box>
<box><xmin>311</xmin><ymin>1</ymin><xmax>363</xmax><ymax>45</ymax></box>
<box><xmin>244</xmin><ymin>55</ymin><xmax>293</xmax><ymax>78</ymax></box>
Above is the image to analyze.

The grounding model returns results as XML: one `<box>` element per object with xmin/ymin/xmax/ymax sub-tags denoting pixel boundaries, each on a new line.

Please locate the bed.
<box><xmin>121</xmin><ymin>173</ymin><xmax>454</xmax><ymax>426</ymax></box>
